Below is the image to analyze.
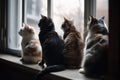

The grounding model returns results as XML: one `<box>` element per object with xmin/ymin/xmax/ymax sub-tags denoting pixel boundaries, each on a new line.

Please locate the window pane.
<box><xmin>53</xmin><ymin>0</ymin><xmax>84</xmax><ymax>38</ymax></box>
<box><xmin>25</xmin><ymin>0</ymin><xmax>47</xmax><ymax>34</ymax></box>
<box><xmin>7</xmin><ymin>0</ymin><xmax>22</xmax><ymax>50</ymax></box>
<box><xmin>96</xmin><ymin>0</ymin><xmax>108</xmax><ymax>26</ymax></box>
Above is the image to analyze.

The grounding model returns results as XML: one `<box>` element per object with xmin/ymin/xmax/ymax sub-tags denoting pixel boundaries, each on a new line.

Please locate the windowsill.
<box><xmin>0</xmin><ymin>53</ymin><xmax>100</xmax><ymax>80</ymax></box>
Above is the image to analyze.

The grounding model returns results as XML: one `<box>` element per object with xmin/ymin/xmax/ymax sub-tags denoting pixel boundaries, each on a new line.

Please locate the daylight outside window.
<box><xmin>7</xmin><ymin>0</ymin><xmax>22</xmax><ymax>50</ymax></box>
<box><xmin>96</xmin><ymin>0</ymin><xmax>108</xmax><ymax>26</ymax></box>
<box><xmin>7</xmin><ymin>0</ymin><xmax>109</xmax><ymax>54</ymax></box>
<box><xmin>25</xmin><ymin>0</ymin><xmax>84</xmax><ymax>38</ymax></box>
<box><xmin>7</xmin><ymin>0</ymin><xmax>84</xmax><ymax>51</ymax></box>
<box><xmin>53</xmin><ymin>0</ymin><xmax>84</xmax><ymax>38</ymax></box>
<box><xmin>25</xmin><ymin>0</ymin><xmax>47</xmax><ymax>34</ymax></box>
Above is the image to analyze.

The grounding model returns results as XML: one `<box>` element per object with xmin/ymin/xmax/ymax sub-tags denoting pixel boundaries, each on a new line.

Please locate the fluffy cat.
<box><xmin>19</xmin><ymin>23</ymin><xmax>42</xmax><ymax>64</ymax></box>
<box><xmin>34</xmin><ymin>15</ymin><xmax>65</xmax><ymax>80</ymax></box>
<box><xmin>79</xmin><ymin>16</ymin><xmax>109</xmax><ymax>78</ymax></box>
<box><xmin>61</xmin><ymin>18</ymin><xmax>84</xmax><ymax>69</ymax></box>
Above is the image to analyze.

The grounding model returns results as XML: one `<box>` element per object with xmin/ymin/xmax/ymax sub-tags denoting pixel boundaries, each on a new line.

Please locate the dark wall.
<box><xmin>0</xmin><ymin>0</ymin><xmax>7</xmax><ymax>52</ymax></box>
<box><xmin>109</xmin><ymin>0</ymin><xmax>119</xmax><ymax>79</ymax></box>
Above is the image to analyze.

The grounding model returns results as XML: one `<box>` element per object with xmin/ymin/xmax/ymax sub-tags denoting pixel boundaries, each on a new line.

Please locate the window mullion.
<box><xmin>22</xmin><ymin>0</ymin><xmax>27</xmax><ymax>23</ymax></box>
<box><xmin>47</xmin><ymin>0</ymin><xmax>52</xmax><ymax>18</ymax></box>
<box><xmin>84</xmin><ymin>0</ymin><xmax>96</xmax><ymax>39</ymax></box>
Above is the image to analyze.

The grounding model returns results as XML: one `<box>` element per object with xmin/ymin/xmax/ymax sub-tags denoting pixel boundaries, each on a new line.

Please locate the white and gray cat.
<box><xmin>79</xmin><ymin>16</ymin><xmax>109</xmax><ymax>78</ymax></box>
<box><xmin>19</xmin><ymin>23</ymin><xmax>42</xmax><ymax>64</ymax></box>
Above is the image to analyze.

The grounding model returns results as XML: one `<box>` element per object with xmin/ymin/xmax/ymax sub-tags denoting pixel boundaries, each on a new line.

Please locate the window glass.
<box><xmin>25</xmin><ymin>0</ymin><xmax>47</xmax><ymax>34</ymax></box>
<box><xmin>53</xmin><ymin>0</ymin><xmax>84</xmax><ymax>38</ymax></box>
<box><xmin>8</xmin><ymin>0</ymin><xmax>47</xmax><ymax>50</ymax></box>
<box><xmin>96</xmin><ymin>0</ymin><xmax>108</xmax><ymax>26</ymax></box>
<box><xmin>7</xmin><ymin>0</ymin><xmax>22</xmax><ymax>50</ymax></box>
<box><xmin>7</xmin><ymin>0</ymin><xmax>85</xmax><ymax>51</ymax></box>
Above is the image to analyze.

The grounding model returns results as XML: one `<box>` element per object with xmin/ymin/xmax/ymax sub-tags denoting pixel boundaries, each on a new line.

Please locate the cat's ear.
<box><xmin>41</xmin><ymin>14</ymin><xmax>44</xmax><ymax>18</ymax></box>
<box><xmin>88</xmin><ymin>16</ymin><xmax>93</xmax><ymax>21</ymax></box>
<box><xmin>41</xmin><ymin>14</ymin><xmax>46</xmax><ymax>19</ymax></box>
<box><xmin>88</xmin><ymin>16</ymin><xmax>96</xmax><ymax>23</ymax></box>
<box><xmin>71</xmin><ymin>19</ymin><xmax>74</xmax><ymax>24</ymax></box>
<box><xmin>24</xmin><ymin>23</ymin><xmax>29</xmax><ymax>29</ymax></box>
<box><xmin>101</xmin><ymin>16</ymin><xmax>105</xmax><ymax>20</ymax></box>
<box><xmin>64</xmin><ymin>17</ymin><xmax>69</xmax><ymax>22</ymax></box>
<box><xmin>64</xmin><ymin>17</ymin><xmax>73</xmax><ymax>24</ymax></box>
<box><xmin>22</xmin><ymin>23</ymin><xmax>25</xmax><ymax>27</ymax></box>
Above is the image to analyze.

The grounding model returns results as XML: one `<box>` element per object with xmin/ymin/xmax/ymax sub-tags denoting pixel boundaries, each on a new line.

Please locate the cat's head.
<box><xmin>87</xmin><ymin>16</ymin><xmax>108</xmax><ymax>34</ymax></box>
<box><xmin>19</xmin><ymin>23</ymin><xmax>35</xmax><ymax>37</ymax></box>
<box><xmin>38</xmin><ymin>15</ymin><xmax>54</xmax><ymax>31</ymax></box>
<box><xmin>61</xmin><ymin>17</ymin><xmax>75</xmax><ymax>32</ymax></box>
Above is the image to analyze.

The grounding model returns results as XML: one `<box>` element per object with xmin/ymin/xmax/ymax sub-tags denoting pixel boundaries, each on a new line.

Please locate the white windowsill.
<box><xmin>0</xmin><ymin>53</ymin><xmax>100</xmax><ymax>80</ymax></box>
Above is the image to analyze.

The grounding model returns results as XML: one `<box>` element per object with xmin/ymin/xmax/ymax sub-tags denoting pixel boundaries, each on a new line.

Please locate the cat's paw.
<box><xmin>20</xmin><ymin>58</ymin><xmax>24</xmax><ymax>62</ymax></box>
<box><xmin>38</xmin><ymin>61</ymin><xmax>43</xmax><ymax>65</ymax></box>
<box><xmin>38</xmin><ymin>62</ymin><xmax>45</xmax><ymax>68</ymax></box>
<box><xmin>79</xmin><ymin>68</ymin><xmax>85</xmax><ymax>74</ymax></box>
<box><xmin>20</xmin><ymin>58</ymin><xmax>26</xmax><ymax>64</ymax></box>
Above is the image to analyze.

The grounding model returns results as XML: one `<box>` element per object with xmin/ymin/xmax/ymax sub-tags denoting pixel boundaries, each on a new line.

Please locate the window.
<box><xmin>96</xmin><ymin>0</ymin><xmax>108</xmax><ymax>26</ymax></box>
<box><xmin>7</xmin><ymin>0</ymin><xmax>84</xmax><ymax>53</ymax></box>
<box><xmin>25</xmin><ymin>0</ymin><xmax>47</xmax><ymax>34</ymax></box>
<box><xmin>25</xmin><ymin>0</ymin><xmax>84</xmax><ymax>38</ymax></box>
<box><xmin>7</xmin><ymin>0</ymin><xmax>22</xmax><ymax>50</ymax></box>
<box><xmin>6</xmin><ymin>0</ymin><xmax>108</xmax><ymax>56</ymax></box>
<box><xmin>53</xmin><ymin>0</ymin><xmax>84</xmax><ymax>38</ymax></box>
<box><xmin>7</xmin><ymin>0</ymin><xmax>47</xmax><ymax>51</ymax></box>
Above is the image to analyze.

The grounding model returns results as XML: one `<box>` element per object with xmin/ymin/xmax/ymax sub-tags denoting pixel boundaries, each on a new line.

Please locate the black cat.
<box><xmin>34</xmin><ymin>15</ymin><xmax>66</xmax><ymax>80</ymax></box>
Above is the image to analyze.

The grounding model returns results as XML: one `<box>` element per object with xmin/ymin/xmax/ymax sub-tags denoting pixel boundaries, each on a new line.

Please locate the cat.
<box><xmin>61</xmin><ymin>18</ymin><xmax>84</xmax><ymax>69</ymax></box>
<box><xmin>33</xmin><ymin>15</ymin><xmax>66</xmax><ymax>80</ymax></box>
<box><xmin>79</xmin><ymin>16</ymin><xmax>109</xmax><ymax>78</ymax></box>
<box><xmin>19</xmin><ymin>23</ymin><xmax>42</xmax><ymax>64</ymax></box>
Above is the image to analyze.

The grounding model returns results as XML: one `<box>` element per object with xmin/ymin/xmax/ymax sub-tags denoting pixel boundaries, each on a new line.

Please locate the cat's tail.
<box><xmin>33</xmin><ymin>65</ymin><xmax>66</xmax><ymax>80</ymax></box>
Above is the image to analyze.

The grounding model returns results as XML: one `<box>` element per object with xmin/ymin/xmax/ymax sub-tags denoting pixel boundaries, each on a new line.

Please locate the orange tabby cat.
<box><xmin>61</xmin><ymin>18</ymin><xmax>84</xmax><ymax>69</ymax></box>
<box><xmin>19</xmin><ymin>23</ymin><xmax>42</xmax><ymax>64</ymax></box>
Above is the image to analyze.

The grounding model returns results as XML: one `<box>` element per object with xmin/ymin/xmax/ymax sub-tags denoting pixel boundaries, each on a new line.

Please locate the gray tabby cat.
<box><xmin>79</xmin><ymin>16</ymin><xmax>109</xmax><ymax>78</ymax></box>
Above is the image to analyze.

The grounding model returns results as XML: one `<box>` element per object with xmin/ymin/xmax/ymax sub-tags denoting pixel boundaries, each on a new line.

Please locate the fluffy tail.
<box><xmin>33</xmin><ymin>65</ymin><xmax>66</xmax><ymax>80</ymax></box>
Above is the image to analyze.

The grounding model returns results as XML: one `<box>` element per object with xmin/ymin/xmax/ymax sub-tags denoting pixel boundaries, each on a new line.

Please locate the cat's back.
<box><xmin>65</xmin><ymin>31</ymin><xmax>84</xmax><ymax>49</ymax></box>
<box><xmin>41</xmin><ymin>31</ymin><xmax>64</xmax><ymax>65</ymax></box>
<box><xmin>43</xmin><ymin>31</ymin><xmax>64</xmax><ymax>52</ymax></box>
<box><xmin>64</xmin><ymin>31</ymin><xmax>84</xmax><ymax>69</ymax></box>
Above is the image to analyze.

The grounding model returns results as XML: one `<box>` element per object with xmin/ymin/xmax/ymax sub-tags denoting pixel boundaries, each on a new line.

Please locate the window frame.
<box><xmin>5</xmin><ymin>0</ymin><xmax>23</xmax><ymax>57</ymax></box>
<box><xmin>3</xmin><ymin>0</ymin><xmax>96</xmax><ymax>57</ymax></box>
<box><xmin>84</xmin><ymin>0</ymin><xmax>96</xmax><ymax>40</ymax></box>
